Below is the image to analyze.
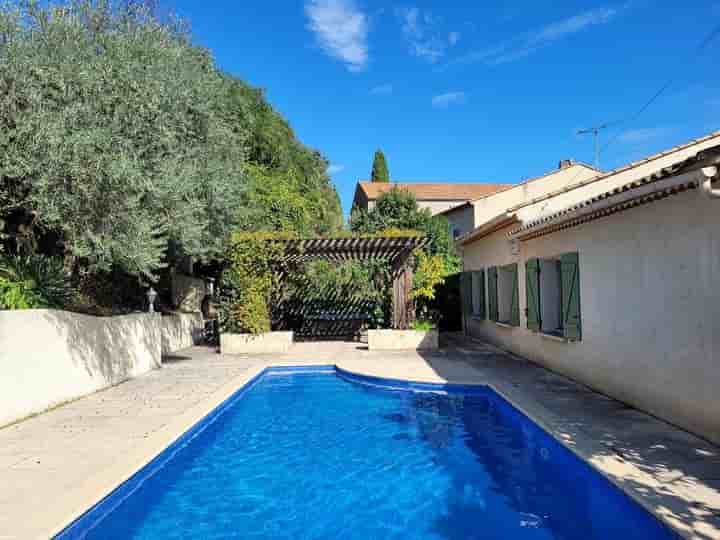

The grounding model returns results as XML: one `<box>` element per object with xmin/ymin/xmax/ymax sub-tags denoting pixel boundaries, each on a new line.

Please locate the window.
<box><xmin>451</xmin><ymin>225</ymin><xmax>461</xmax><ymax>239</ymax></box>
<box><xmin>526</xmin><ymin>253</ymin><xmax>582</xmax><ymax>340</ymax></box>
<box><xmin>487</xmin><ymin>264</ymin><xmax>519</xmax><ymax>326</ymax></box>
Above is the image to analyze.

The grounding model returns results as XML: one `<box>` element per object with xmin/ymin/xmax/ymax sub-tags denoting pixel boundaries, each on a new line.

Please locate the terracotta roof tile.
<box><xmin>357</xmin><ymin>182</ymin><xmax>512</xmax><ymax>201</ymax></box>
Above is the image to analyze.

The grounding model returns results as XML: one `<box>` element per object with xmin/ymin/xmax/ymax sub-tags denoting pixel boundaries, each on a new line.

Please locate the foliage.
<box><xmin>350</xmin><ymin>187</ymin><xmax>459</xmax><ymax>319</ymax></box>
<box><xmin>0</xmin><ymin>254</ymin><xmax>74</xmax><ymax>309</ymax></box>
<box><xmin>0</xmin><ymin>0</ymin><xmax>341</xmax><ymax>282</ymax></box>
<box><xmin>231</xmin><ymin>81</ymin><xmax>342</xmax><ymax>236</ymax></box>
<box><xmin>238</xmin><ymin>163</ymin><xmax>341</xmax><ymax>236</ymax></box>
<box><xmin>69</xmin><ymin>268</ymin><xmax>145</xmax><ymax>315</ymax></box>
<box><xmin>411</xmin><ymin>319</ymin><xmax>436</xmax><ymax>332</ymax></box>
<box><xmin>350</xmin><ymin>188</ymin><xmax>457</xmax><ymax>263</ymax></box>
<box><xmin>289</xmin><ymin>260</ymin><xmax>378</xmax><ymax>302</ymax></box>
<box><xmin>371</xmin><ymin>149</ymin><xmax>389</xmax><ymax>183</ymax></box>
<box><xmin>219</xmin><ymin>232</ymin><xmax>287</xmax><ymax>334</ymax></box>
<box><xmin>411</xmin><ymin>251</ymin><xmax>447</xmax><ymax>301</ymax></box>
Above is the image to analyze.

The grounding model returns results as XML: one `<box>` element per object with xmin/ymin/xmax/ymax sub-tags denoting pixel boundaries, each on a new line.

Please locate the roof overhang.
<box><xmin>509</xmin><ymin>146</ymin><xmax>720</xmax><ymax>241</ymax></box>
<box><xmin>507</xmin><ymin>130</ymin><xmax>720</xmax><ymax>213</ymax></box>
<box><xmin>438</xmin><ymin>201</ymin><xmax>472</xmax><ymax>216</ymax></box>
<box><xmin>455</xmin><ymin>214</ymin><xmax>520</xmax><ymax>247</ymax></box>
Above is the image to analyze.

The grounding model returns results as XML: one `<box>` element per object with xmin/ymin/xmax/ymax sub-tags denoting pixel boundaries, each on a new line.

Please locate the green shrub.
<box><xmin>219</xmin><ymin>232</ymin><xmax>287</xmax><ymax>334</ymax></box>
<box><xmin>0</xmin><ymin>255</ymin><xmax>74</xmax><ymax>310</ymax></box>
<box><xmin>411</xmin><ymin>319</ymin><xmax>436</xmax><ymax>332</ymax></box>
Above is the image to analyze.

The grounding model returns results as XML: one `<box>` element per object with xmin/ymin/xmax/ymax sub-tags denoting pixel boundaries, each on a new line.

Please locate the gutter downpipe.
<box><xmin>699</xmin><ymin>165</ymin><xmax>720</xmax><ymax>199</ymax></box>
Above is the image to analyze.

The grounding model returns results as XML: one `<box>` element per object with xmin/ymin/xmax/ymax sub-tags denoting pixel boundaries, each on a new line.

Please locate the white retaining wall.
<box><xmin>0</xmin><ymin>310</ymin><xmax>203</xmax><ymax>427</ymax></box>
<box><xmin>221</xmin><ymin>332</ymin><xmax>294</xmax><ymax>354</ymax></box>
<box><xmin>161</xmin><ymin>312</ymin><xmax>204</xmax><ymax>355</ymax></box>
<box><xmin>367</xmin><ymin>329</ymin><xmax>439</xmax><ymax>350</ymax></box>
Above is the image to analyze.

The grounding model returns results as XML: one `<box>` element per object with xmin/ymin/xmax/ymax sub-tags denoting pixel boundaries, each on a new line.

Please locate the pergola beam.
<box><xmin>277</xmin><ymin>235</ymin><xmax>427</xmax><ymax>330</ymax></box>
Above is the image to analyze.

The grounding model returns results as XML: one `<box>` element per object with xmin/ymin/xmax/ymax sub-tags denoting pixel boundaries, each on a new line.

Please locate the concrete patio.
<box><xmin>1</xmin><ymin>338</ymin><xmax>718</xmax><ymax>539</ymax></box>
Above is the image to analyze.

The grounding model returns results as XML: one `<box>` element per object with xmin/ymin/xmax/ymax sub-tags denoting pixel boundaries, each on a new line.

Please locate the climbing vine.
<box><xmin>219</xmin><ymin>232</ymin><xmax>290</xmax><ymax>334</ymax></box>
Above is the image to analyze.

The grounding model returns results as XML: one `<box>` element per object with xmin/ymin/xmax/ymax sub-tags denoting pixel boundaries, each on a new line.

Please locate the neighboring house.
<box><xmin>440</xmin><ymin>159</ymin><xmax>599</xmax><ymax>239</ymax></box>
<box><xmin>352</xmin><ymin>182</ymin><xmax>511</xmax><ymax>216</ymax></box>
<box><xmin>456</xmin><ymin>130</ymin><xmax>720</xmax><ymax>445</ymax></box>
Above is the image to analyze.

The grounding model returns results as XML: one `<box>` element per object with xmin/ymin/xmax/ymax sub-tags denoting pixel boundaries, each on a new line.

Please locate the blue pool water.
<box><xmin>60</xmin><ymin>367</ymin><xmax>678</xmax><ymax>539</ymax></box>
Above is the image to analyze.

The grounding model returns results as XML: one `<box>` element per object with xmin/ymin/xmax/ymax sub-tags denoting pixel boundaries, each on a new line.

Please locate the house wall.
<box><xmin>472</xmin><ymin>165</ymin><xmax>598</xmax><ymax>227</ymax></box>
<box><xmin>461</xmin><ymin>189</ymin><xmax>720</xmax><ymax>444</ymax></box>
<box><xmin>444</xmin><ymin>205</ymin><xmax>475</xmax><ymax>239</ymax></box>
<box><xmin>368</xmin><ymin>198</ymin><xmax>469</xmax><ymax>215</ymax></box>
<box><xmin>0</xmin><ymin>311</ymin><xmax>203</xmax><ymax>426</ymax></box>
<box><xmin>352</xmin><ymin>189</ymin><xmax>369</xmax><ymax>211</ymax></box>
<box><xmin>514</xmin><ymin>135</ymin><xmax>720</xmax><ymax>224</ymax></box>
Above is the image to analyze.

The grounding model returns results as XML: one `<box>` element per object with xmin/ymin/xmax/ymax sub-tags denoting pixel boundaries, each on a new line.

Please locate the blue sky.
<box><xmin>169</xmin><ymin>1</ymin><xmax>720</xmax><ymax>216</ymax></box>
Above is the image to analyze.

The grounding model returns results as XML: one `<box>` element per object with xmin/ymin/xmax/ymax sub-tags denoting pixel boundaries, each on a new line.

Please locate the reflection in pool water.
<box><xmin>67</xmin><ymin>369</ymin><xmax>678</xmax><ymax>540</ymax></box>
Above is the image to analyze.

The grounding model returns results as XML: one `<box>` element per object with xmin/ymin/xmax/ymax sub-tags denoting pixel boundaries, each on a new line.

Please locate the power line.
<box><xmin>563</xmin><ymin>19</ymin><xmax>720</xmax><ymax>189</ymax></box>
<box><xmin>598</xmin><ymin>20</ymin><xmax>720</xmax><ymax>155</ymax></box>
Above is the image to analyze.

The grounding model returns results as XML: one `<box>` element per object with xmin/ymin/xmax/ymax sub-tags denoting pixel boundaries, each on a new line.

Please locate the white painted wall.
<box><xmin>0</xmin><ymin>311</ymin><xmax>204</xmax><ymax>426</ymax></box>
<box><xmin>471</xmin><ymin>165</ymin><xmax>598</xmax><ymax>227</ymax></box>
<box><xmin>161</xmin><ymin>312</ymin><xmax>204</xmax><ymax>355</ymax></box>
<box><xmin>367</xmin><ymin>329</ymin><xmax>439</xmax><ymax>350</ymax></box>
<box><xmin>445</xmin><ymin>205</ymin><xmax>475</xmax><ymax>238</ymax></box>
<box><xmin>514</xmin><ymin>135</ymin><xmax>720</xmax><ymax>224</ymax></box>
<box><xmin>221</xmin><ymin>331</ymin><xmax>293</xmax><ymax>354</ymax></box>
<box><xmin>461</xmin><ymin>189</ymin><xmax>720</xmax><ymax>444</ymax></box>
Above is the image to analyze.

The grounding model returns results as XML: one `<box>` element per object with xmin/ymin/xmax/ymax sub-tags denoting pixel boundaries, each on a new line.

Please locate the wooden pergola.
<box><xmin>280</xmin><ymin>235</ymin><xmax>428</xmax><ymax>330</ymax></box>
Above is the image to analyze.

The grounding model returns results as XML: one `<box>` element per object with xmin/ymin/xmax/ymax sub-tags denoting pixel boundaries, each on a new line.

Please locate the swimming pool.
<box><xmin>57</xmin><ymin>366</ymin><xmax>678</xmax><ymax>539</ymax></box>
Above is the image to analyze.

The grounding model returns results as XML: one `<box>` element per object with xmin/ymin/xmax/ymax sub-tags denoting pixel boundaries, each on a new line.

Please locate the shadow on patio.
<box><xmin>414</xmin><ymin>335</ymin><xmax>720</xmax><ymax>540</ymax></box>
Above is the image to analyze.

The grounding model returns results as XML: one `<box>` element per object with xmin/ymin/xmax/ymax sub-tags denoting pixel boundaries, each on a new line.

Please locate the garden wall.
<box><xmin>0</xmin><ymin>310</ymin><xmax>203</xmax><ymax>427</ymax></box>
<box><xmin>161</xmin><ymin>312</ymin><xmax>204</xmax><ymax>355</ymax></box>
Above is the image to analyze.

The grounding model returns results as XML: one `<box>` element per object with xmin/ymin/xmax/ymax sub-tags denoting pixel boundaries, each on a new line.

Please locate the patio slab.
<box><xmin>0</xmin><ymin>338</ymin><xmax>718</xmax><ymax>539</ymax></box>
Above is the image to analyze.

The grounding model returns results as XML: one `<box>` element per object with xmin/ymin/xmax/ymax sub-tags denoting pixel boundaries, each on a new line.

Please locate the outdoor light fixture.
<box><xmin>147</xmin><ymin>287</ymin><xmax>157</xmax><ymax>313</ymax></box>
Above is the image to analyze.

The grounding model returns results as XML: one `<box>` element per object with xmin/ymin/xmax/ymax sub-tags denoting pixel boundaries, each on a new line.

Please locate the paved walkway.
<box><xmin>1</xmin><ymin>339</ymin><xmax>719</xmax><ymax>539</ymax></box>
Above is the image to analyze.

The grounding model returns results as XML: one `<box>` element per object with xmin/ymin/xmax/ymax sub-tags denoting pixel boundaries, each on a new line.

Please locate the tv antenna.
<box><xmin>577</xmin><ymin>124</ymin><xmax>608</xmax><ymax>169</ymax></box>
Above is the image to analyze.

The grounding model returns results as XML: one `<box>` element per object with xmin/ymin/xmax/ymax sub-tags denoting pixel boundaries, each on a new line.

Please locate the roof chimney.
<box><xmin>559</xmin><ymin>159</ymin><xmax>574</xmax><ymax>170</ymax></box>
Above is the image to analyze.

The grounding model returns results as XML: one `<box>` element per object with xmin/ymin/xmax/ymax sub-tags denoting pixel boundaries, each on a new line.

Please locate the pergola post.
<box><xmin>391</xmin><ymin>251</ymin><xmax>416</xmax><ymax>330</ymax></box>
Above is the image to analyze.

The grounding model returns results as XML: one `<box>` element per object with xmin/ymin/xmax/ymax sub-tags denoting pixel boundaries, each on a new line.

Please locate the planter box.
<box><xmin>367</xmin><ymin>329</ymin><xmax>439</xmax><ymax>351</ymax></box>
<box><xmin>221</xmin><ymin>331</ymin><xmax>293</xmax><ymax>355</ymax></box>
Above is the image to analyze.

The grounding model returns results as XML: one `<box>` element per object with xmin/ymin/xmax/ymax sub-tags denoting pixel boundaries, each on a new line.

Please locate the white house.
<box><xmin>456</xmin><ymin>131</ymin><xmax>720</xmax><ymax>445</ymax></box>
<box><xmin>441</xmin><ymin>159</ymin><xmax>599</xmax><ymax>239</ymax></box>
<box><xmin>352</xmin><ymin>181</ymin><xmax>510</xmax><ymax>216</ymax></box>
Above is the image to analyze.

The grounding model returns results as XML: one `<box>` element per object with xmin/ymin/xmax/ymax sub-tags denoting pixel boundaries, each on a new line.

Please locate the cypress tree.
<box><xmin>371</xmin><ymin>150</ymin><xmax>390</xmax><ymax>183</ymax></box>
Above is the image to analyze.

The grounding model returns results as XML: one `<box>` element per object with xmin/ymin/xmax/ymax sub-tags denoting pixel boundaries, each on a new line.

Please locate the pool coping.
<box><xmin>53</xmin><ymin>363</ymin><xmax>685</xmax><ymax>539</ymax></box>
<box><xmin>54</xmin><ymin>366</ymin><xmax>335</xmax><ymax>539</ymax></box>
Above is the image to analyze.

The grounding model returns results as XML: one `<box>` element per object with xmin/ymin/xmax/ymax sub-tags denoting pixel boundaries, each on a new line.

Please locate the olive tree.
<box><xmin>0</xmin><ymin>0</ymin><xmax>248</xmax><ymax>278</ymax></box>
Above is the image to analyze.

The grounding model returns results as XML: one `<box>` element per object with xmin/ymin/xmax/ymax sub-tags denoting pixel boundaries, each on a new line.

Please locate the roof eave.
<box><xmin>509</xmin><ymin>150</ymin><xmax>720</xmax><ymax>241</ymax></box>
<box><xmin>456</xmin><ymin>214</ymin><xmax>519</xmax><ymax>247</ymax></box>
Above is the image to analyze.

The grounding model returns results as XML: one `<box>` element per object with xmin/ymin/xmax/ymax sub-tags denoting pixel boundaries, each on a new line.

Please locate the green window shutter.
<box><xmin>509</xmin><ymin>264</ymin><xmax>520</xmax><ymax>327</ymax></box>
<box><xmin>476</xmin><ymin>269</ymin><xmax>486</xmax><ymax>319</ymax></box>
<box><xmin>525</xmin><ymin>258</ymin><xmax>541</xmax><ymax>331</ymax></box>
<box><xmin>487</xmin><ymin>266</ymin><xmax>498</xmax><ymax>322</ymax></box>
<box><xmin>561</xmin><ymin>252</ymin><xmax>582</xmax><ymax>341</ymax></box>
<box><xmin>460</xmin><ymin>271</ymin><xmax>473</xmax><ymax>326</ymax></box>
